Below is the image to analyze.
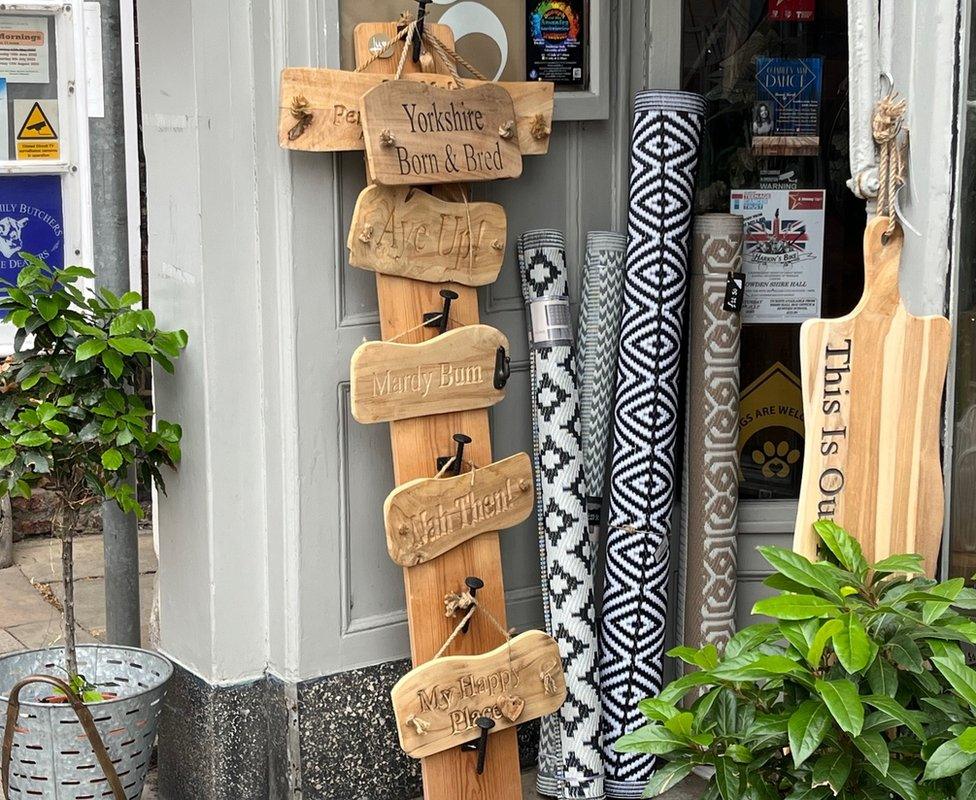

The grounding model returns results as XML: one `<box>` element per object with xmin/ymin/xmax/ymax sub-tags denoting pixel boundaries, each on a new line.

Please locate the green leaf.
<box><xmin>44</xmin><ymin>419</ymin><xmax>69</xmax><ymax>436</ymax></box>
<box><xmin>872</xmin><ymin>553</ymin><xmax>926</xmax><ymax>575</ymax></box>
<box><xmin>862</xmin><ymin>694</ymin><xmax>926</xmax><ymax>738</ymax></box>
<box><xmin>758</xmin><ymin>546</ymin><xmax>844</xmax><ymax>601</ymax></box>
<box><xmin>48</xmin><ymin>317</ymin><xmax>66</xmax><ymax>337</ymax></box>
<box><xmin>75</xmin><ymin>338</ymin><xmax>107</xmax><ymax>361</ymax></box>
<box><xmin>119</xmin><ymin>291</ymin><xmax>142</xmax><ymax>306</ymax></box>
<box><xmin>615</xmin><ymin>724</ymin><xmax>686</xmax><ymax>755</ymax></box>
<box><xmin>780</xmin><ymin>619</ymin><xmax>817</xmax><ymax>656</ymax></box>
<box><xmin>852</xmin><ymin>731</ymin><xmax>890</xmax><ymax>774</ymax></box>
<box><xmin>725</xmin><ymin>744</ymin><xmax>752</xmax><ymax>764</ymax></box>
<box><xmin>960</xmin><ymin>765</ymin><xmax>976</xmax><ymax>800</ymax></box>
<box><xmin>814</xmin><ymin>679</ymin><xmax>864</xmax><ymax>736</ymax></box>
<box><xmin>811</xmin><ymin>749</ymin><xmax>852</xmax><ymax>795</ymax></box>
<box><xmin>922</xmin><ymin>578</ymin><xmax>966</xmax><ymax>624</ymax></box>
<box><xmin>664</xmin><ymin>712</ymin><xmax>694</xmax><ymax>740</ymax></box>
<box><xmin>865</xmin><ymin>657</ymin><xmax>898</xmax><ymax>697</ymax></box>
<box><xmin>101</xmin><ymin>348</ymin><xmax>124</xmax><ymax>379</ymax></box>
<box><xmin>36</xmin><ymin>297</ymin><xmax>57</xmax><ymax>321</ymax></box>
<box><xmin>888</xmin><ymin>634</ymin><xmax>924</xmax><ymax>672</ymax></box>
<box><xmin>658</xmin><ymin>672</ymin><xmax>714</xmax><ymax>705</ymax></box>
<box><xmin>866</xmin><ymin>759</ymin><xmax>922</xmax><ymax>800</ymax></box>
<box><xmin>714</xmin><ymin>756</ymin><xmax>742</xmax><ymax>800</ymax></box>
<box><xmin>637</xmin><ymin>698</ymin><xmax>679</xmax><ymax>722</ymax></box>
<box><xmin>833</xmin><ymin>612</ymin><xmax>873</xmax><ymax>673</ymax></box>
<box><xmin>15</xmin><ymin>431</ymin><xmax>49</xmax><ymax>447</ymax></box>
<box><xmin>932</xmin><ymin>656</ymin><xmax>976</xmax><ymax>713</ymax></box>
<box><xmin>710</xmin><ymin>654</ymin><xmax>805</xmax><ymax>682</ymax></box>
<box><xmin>789</xmin><ymin>699</ymin><xmax>831</xmax><ymax>767</ymax></box>
<box><xmin>642</xmin><ymin>761</ymin><xmax>694</xmax><ymax>798</ymax></box>
<box><xmin>109</xmin><ymin>311</ymin><xmax>140</xmax><ymax>336</ymax></box>
<box><xmin>108</xmin><ymin>336</ymin><xmax>154</xmax><ymax>355</ymax></box>
<box><xmin>815</xmin><ymin>520</ymin><xmax>868</xmax><ymax>577</ymax></box>
<box><xmin>101</xmin><ymin>448</ymin><xmax>123</xmax><ymax>470</ymax></box>
<box><xmin>752</xmin><ymin>594</ymin><xmax>839</xmax><ymax>620</ymax></box>
<box><xmin>8</xmin><ymin>308</ymin><xmax>29</xmax><ymax>327</ymax></box>
<box><xmin>959</xmin><ymin>727</ymin><xmax>976</xmax><ymax>754</ymax></box>
<box><xmin>807</xmin><ymin>619</ymin><xmax>843</xmax><ymax>668</ymax></box>
<box><xmin>924</xmin><ymin>739</ymin><xmax>976</xmax><ymax>781</ymax></box>
<box><xmin>725</xmin><ymin>624</ymin><xmax>778</xmax><ymax>659</ymax></box>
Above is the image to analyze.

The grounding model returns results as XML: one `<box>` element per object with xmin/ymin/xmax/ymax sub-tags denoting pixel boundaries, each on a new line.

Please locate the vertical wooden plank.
<box><xmin>354</xmin><ymin>23</ymin><xmax>523</xmax><ymax>800</ymax></box>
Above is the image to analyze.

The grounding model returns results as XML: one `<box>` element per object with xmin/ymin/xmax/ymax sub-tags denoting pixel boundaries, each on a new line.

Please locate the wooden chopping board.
<box><xmin>793</xmin><ymin>217</ymin><xmax>951</xmax><ymax>575</ymax></box>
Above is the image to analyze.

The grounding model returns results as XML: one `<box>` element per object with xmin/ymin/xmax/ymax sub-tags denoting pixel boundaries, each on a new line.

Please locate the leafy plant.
<box><xmin>618</xmin><ymin>520</ymin><xmax>976</xmax><ymax>799</ymax></box>
<box><xmin>0</xmin><ymin>257</ymin><xmax>186</xmax><ymax>682</ymax></box>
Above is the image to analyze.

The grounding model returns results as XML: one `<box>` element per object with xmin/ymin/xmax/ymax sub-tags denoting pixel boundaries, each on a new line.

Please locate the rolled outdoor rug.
<box><xmin>577</xmin><ymin>232</ymin><xmax>628</xmax><ymax>550</ymax></box>
<box><xmin>598</xmin><ymin>90</ymin><xmax>707</xmax><ymax>798</ymax></box>
<box><xmin>676</xmin><ymin>215</ymin><xmax>744</xmax><ymax>668</ymax></box>
<box><xmin>518</xmin><ymin>230</ymin><xmax>603</xmax><ymax>800</ymax></box>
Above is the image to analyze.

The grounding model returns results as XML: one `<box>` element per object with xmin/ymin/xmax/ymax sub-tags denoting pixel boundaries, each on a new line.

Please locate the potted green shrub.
<box><xmin>0</xmin><ymin>257</ymin><xmax>186</xmax><ymax>800</ymax></box>
<box><xmin>619</xmin><ymin>521</ymin><xmax>976</xmax><ymax>799</ymax></box>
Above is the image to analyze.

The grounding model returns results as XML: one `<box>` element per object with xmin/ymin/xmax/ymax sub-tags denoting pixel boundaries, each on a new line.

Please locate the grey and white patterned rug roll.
<box><xmin>518</xmin><ymin>230</ymin><xmax>603</xmax><ymax>800</ymax></box>
<box><xmin>577</xmin><ymin>232</ymin><xmax>627</xmax><ymax>549</ymax></box>
<box><xmin>598</xmin><ymin>90</ymin><xmax>706</xmax><ymax>799</ymax></box>
<box><xmin>677</xmin><ymin>215</ymin><xmax>743</xmax><ymax>668</ymax></box>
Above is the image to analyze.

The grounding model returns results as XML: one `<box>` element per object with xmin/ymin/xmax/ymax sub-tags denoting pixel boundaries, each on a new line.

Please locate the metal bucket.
<box><xmin>0</xmin><ymin>645</ymin><xmax>172</xmax><ymax>800</ymax></box>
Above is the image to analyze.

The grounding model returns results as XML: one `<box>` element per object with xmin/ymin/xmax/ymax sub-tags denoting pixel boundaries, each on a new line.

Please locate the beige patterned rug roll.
<box><xmin>677</xmin><ymin>214</ymin><xmax>744</xmax><ymax>664</ymax></box>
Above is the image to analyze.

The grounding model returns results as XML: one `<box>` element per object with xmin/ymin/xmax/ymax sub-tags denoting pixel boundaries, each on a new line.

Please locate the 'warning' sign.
<box><xmin>14</xmin><ymin>100</ymin><xmax>59</xmax><ymax>160</ymax></box>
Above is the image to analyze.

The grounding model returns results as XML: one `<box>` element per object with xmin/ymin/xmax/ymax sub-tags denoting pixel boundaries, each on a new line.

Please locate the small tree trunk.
<box><xmin>55</xmin><ymin>504</ymin><xmax>79</xmax><ymax>678</ymax></box>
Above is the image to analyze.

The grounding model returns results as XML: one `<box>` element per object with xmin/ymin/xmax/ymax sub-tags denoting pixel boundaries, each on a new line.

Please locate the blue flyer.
<box><xmin>0</xmin><ymin>174</ymin><xmax>64</xmax><ymax>292</ymax></box>
<box><xmin>754</xmin><ymin>57</ymin><xmax>823</xmax><ymax>137</ymax></box>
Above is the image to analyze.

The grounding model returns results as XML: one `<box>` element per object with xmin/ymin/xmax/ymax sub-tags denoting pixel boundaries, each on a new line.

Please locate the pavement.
<box><xmin>1</xmin><ymin>534</ymin><xmax>704</xmax><ymax>800</ymax></box>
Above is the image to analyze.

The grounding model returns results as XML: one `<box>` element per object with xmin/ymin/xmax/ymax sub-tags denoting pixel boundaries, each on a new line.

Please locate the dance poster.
<box><xmin>730</xmin><ymin>189</ymin><xmax>825</xmax><ymax>324</ymax></box>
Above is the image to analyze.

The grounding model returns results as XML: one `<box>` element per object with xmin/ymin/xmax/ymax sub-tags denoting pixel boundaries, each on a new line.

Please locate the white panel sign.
<box><xmin>0</xmin><ymin>16</ymin><xmax>50</xmax><ymax>84</ymax></box>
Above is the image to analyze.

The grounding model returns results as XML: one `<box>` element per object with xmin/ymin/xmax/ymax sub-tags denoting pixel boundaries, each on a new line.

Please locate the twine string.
<box><xmin>435</xmin><ymin>591</ymin><xmax>515</xmax><ymax>668</ymax></box>
<box><xmin>872</xmin><ymin>91</ymin><xmax>907</xmax><ymax>238</ymax></box>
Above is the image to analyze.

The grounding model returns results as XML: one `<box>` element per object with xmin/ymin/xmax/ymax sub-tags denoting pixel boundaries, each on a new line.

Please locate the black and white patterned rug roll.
<box><xmin>598</xmin><ymin>90</ymin><xmax>706</xmax><ymax>799</ymax></box>
<box><xmin>577</xmin><ymin>232</ymin><xmax>628</xmax><ymax>549</ymax></box>
<box><xmin>677</xmin><ymin>215</ymin><xmax>743</xmax><ymax>668</ymax></box>
<box><xmin>518</xmin><ymin>230</ymin><xmax>603</xmax><ymax>800</ymax></box>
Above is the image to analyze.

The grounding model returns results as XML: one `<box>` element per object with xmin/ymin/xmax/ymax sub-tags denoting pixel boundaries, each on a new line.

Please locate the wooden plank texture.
<box><xmin>793</xmin><ymin>217</ymin><xmax>952</xmax><ymax>574</ymax></box>
<box><xmin>350</xmin><ymin>324</ymin><xmax>508</xmax><ymax>424</ymax></box>
<box><xmin>392</xmin><ymin>630</ymin><xmax>566</xmax><ymax>759</ymax></box>
<box><xmin>355</xmin><ymin>23</ymin><xmax>523</xmax><ymax>800</ymax></box>
<box><xmin>361</xmin><ymin>81</ymin><xmax>523</xmax><ymax>185</ymax></box>
<box><xmin>278</xmin><ymin>68</ymin><xmax>554</xmax><ymax>156</ymax></box>
<box><xmin>348</xmin><ymin>185</ymin><xmax>507</xmax><ymax>286</ymax></box>
<box><xmin>384</xmin><ymin>452</ymin><xmax>534</xmax><ymax>566</ymax></box>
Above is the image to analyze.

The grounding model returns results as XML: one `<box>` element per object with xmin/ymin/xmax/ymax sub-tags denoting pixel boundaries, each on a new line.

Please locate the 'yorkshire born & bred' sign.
<box><xmin>360</xmin><ymin>81</ymin><xmax>523</xmax><ymax>185</ymax></box>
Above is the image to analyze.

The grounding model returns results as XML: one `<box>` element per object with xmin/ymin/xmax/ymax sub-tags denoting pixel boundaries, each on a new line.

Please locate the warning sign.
<box><xmin>14</xmin><ymin>100</ymin><xmax>59</xmax><ymax>160</ymax></box>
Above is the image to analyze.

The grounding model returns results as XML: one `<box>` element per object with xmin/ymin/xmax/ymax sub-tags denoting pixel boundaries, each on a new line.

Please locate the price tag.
<box><xmin>724</xmin><ymin>271</ymin><xmax>746</xmax><ymax>313</ymax></box>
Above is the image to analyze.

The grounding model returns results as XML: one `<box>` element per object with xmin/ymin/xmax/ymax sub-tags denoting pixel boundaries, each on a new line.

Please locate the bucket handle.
<box><xmin>2</xmin><ymin>674</ymin><xmax>126</xmax><ymax>800</ymax></box>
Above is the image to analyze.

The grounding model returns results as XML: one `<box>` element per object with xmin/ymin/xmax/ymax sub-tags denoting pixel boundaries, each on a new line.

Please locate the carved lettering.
<box><xmin>816</xmin><ymin>339</ymin><xmax>852</xmax><ymax>517</ymax></box>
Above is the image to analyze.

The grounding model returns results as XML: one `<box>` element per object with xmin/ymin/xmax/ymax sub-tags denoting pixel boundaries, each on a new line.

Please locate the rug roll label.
<box><xmin>518</xmin><ymin>230</ymin><xmax>604</xmax><ymax>799</ymax></box>
<box><xmin>391</xmin><ymin>630</ymin><xmax>566</xmax><ymax>759</ymax></box>
<box><xmin>383</xmin><ymin>453</ymin><xmax>535</xmax><ymax>566</ymax></box>
<box><xmin>348</xmin><ymin>185</ymin><xmax>507</xmax><ymax>286</ymax></box>
<box><xmin>598</xmin><ymin>90</ymin><xmax>707</xmax><ymax>798</ymax></box>
<box><xmin>349</xmin><ymin>325</ymin><xmax>508</xmax><ymax>424</ymax></box>
<box><xmin>677</xmin><ymin>215</ymin><xmax>744</xmax><ymax>672</ymax></box>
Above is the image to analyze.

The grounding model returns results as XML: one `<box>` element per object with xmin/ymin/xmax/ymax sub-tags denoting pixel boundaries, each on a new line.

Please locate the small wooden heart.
<box><xmin>498</xmin><ymin>694</ymin><xmax>525</xmax><ymax>723</ymax></box>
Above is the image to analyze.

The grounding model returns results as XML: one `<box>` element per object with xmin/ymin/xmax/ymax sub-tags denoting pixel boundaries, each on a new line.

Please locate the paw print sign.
<box><xmin>752</xmin><ymin>440</ymin><xmax>801</xmax><ymax>479</ymax></box>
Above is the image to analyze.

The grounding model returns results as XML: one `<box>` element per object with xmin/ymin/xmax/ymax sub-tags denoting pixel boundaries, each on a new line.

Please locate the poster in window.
<box><xmin>0</xmin><ymin>16</ymin><xmax>50</xmax><ymax>84</ymax></box>
<box><xmin>338</xmin><ymin>1</ymin><xmax>524</xmax><ymax>82</ymax></box>
<box><xmin>730</xmin><ymin>188</ymin><xmax>826</xmax><ymax>325</ymax></box>
<box><xmin>754</xmin><ymin>57</ymin><xmax>822</xmax><ymax>137</ymax></box>
<box><xmin>0</xmin><ymin>174</ymin><xmax>63</xmax><ymax>301</ymax></box>
<box><xmin>768</xmin><ymin>0</ymin><xmax>816</xmax><ymax>22</ymax></box>
<box><xmin>526</xmin><ymin>0</ymin><xmax>587</xmax><ymax>87</ymax></box>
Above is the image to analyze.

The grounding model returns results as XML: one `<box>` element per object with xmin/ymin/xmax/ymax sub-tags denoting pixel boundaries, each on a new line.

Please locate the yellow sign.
<box><xmin>15</xmin><ymin>100</ymin><xmax>59</xmax><ymax>160</ymax></box>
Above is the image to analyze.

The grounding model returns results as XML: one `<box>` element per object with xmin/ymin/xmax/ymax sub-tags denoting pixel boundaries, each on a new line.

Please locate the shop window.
<box><xmin>681</xmin><ymin>0</ymin><xmax>865</xmax><ymax>501</ymax></box>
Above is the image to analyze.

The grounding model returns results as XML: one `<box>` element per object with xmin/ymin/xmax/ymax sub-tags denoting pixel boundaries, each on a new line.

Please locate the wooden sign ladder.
<box><xmin>353</xmin><ymin>22</ymin><xmax>523</xmax><ymax>800</ymax></box>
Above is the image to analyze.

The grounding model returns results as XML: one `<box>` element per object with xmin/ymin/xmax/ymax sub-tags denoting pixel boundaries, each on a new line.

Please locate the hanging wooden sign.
<box><xmin>392</xmin><ymin>630</ymin><xmax>566</xmax><ymax>759</ymax></box>
<box><xmin>360</xmin><ymin>81</ymin><xmax>523</xmax><ymax>185</ymax></box>
<box><xmin>350</xmin><ymin>325</ymin><xmax>509</xmax><ymax>424</ymax></box>
<box><xmin>348</xmin><ymin>186</ymin><xmax>507</xmax><ymax>286</ymax></box>
<box><xmin>793</xmin><ymin>218</ymin><xmax>951</xmax><ymax>574</ymax></box>
<box><xmin>384</xmin><ymin>453</ymin><xmax>534</xmax><ymax>566</ymax></box>
<box><xmin>279</xmin><ymin>68</ymin><xmax>554</xmax><ymax>156</ymax></box>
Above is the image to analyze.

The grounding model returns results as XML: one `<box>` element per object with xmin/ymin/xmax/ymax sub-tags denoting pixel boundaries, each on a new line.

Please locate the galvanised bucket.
<box><xmin>0</xmin><ymin>645</ymin><xmax>172</xmax><ymax>800</ymax></box>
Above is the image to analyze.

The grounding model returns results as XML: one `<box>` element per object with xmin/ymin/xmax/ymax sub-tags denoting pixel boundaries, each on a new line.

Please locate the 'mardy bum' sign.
<box><xmin>361</xmin><ymin>82</ymin><xmax>523</xmax><ymax>185</ymax></box>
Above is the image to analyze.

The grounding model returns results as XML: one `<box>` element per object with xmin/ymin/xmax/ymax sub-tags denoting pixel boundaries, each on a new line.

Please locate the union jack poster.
<box><xmin>730</xmin><ymin>189</ymin><xmax>826</xmax><ymax>324</ymax></box>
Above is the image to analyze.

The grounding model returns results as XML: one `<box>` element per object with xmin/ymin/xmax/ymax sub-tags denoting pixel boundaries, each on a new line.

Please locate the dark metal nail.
<box><xmin>461</xmin><ymin>716</ymin><xmax>495</xmax><ymax>773</ymax></box>
<box><xmin>423</xmin><ymin>289</ymin><xmax>459</xmax><ymax>336</ymax></box>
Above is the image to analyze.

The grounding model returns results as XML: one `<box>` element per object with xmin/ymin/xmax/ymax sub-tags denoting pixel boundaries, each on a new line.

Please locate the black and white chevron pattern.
<box><xmin>577</xmin><ymin>232</ymin><xmax>627</xmax><ymax>549</ymax></box>
<box><xmin>518</xmin><ymin>231</ymin><xmax>603</xmax><ymax>800</ymax></box>
<box><xmin>599</xmin><ymin>91</ymin><xmax>706</xmax><ymax>799</ymax></box>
